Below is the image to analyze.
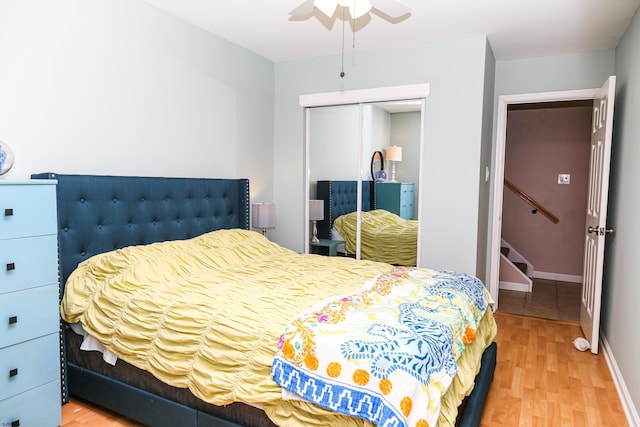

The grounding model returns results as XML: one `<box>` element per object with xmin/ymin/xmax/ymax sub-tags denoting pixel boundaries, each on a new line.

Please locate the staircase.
<box><xmin>501</xmin><ymin>247</ymin><xmax>528</xmax><ymax>274</ymax></box>
<box><xmin>499</xmin><ymin>240</ymin><xmax>533</xmax><ymax>292</ymax></box>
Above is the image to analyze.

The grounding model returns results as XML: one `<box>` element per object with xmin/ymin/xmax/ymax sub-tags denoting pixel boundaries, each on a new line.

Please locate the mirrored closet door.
<box><xmin>302</xmin><ymin>85</ymin><xmax>429</xmax><ymax>266</ymax></box>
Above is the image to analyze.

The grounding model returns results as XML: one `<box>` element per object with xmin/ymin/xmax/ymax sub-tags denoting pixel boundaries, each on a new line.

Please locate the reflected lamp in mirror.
<box><xmin>386</xmin><ymin>145</ymin><xmax>402</xmax><ymax>182</ymax></box>
<box><xmin>252</xmin><ymin>203</ymin><xmax>276</xmax><ymax>236</ymax></box>
<box><xmin>309</xmin><ymin>199</ymin><xmax>324</xmax><ymax>243</ymax></box>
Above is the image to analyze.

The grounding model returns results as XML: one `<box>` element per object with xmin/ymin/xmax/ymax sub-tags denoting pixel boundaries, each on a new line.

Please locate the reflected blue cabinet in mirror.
<box><xmin>375</xmin><ymin>182</ymin><xmax>415</xmax><ymax>220</ymax></box>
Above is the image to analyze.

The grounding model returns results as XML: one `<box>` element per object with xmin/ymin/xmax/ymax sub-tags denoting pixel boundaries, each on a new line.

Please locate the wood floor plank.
<box><xmin>480</xmin><ymin>312</ymin><xmax>628</xmax><ymax>427</ymax></box>
<box><xmin>61</xmin><ymin>398</ymin><xmax>144</xmax><ymax>426</ymax></box>
<box><xmin>61</xmin><ymin>311</ymin><xmax>629</xmax><ymax>426</ymax></box>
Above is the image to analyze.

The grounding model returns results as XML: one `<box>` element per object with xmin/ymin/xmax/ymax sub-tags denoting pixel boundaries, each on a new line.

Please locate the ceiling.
<box><xmin>143</xmin><ymin>0</ymin><xmax>639</xmax><ymax>63</ymax></box>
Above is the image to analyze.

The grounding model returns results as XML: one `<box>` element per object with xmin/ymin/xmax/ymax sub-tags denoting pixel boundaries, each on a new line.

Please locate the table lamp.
<box><xmin>309</xmin><ymin>199</ymin><xmax>324</xmax><ymax>243</ymax></box>
<box><xmin>386</xmin><ymin>145</ymin><xmax>402</xmax><ymax>182</ymax></box>
<box><xmin>252</xmin><ymin>203</ymin><xmax>276</xmax><ymax>235</ymax></box>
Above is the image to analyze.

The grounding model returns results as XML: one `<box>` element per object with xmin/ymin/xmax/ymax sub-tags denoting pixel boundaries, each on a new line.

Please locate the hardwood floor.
<box><xmin>61</xmin><ymin>399</ymin><xmax>144</xmax><ymax>426</ymax></box>
<box><xmin>61</xmin><ymin>312</ymin><xmax>628</xmax><ymax>427</ymax></box>
<box><xmin>481</xmin><ymin>312</ymin><xmax>627</xmax><ymax>427</ymax></box>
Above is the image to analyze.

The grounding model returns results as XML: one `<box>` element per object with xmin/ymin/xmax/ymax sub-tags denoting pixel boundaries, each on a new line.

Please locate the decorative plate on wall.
<box><xmin>0</xmin><ymin>141</ymin><xmax>15</xmax><ymax>176</ymax></box>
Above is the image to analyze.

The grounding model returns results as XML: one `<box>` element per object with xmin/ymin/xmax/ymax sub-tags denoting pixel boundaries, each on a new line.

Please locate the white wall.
<box><xmin>308</xmin><ymin>105</ymin><xmax>361</xmax><ymax>184</ymax></box>
<box><xmin>364</xmin><ymin>105</ymin><xmax>391</xmax><ymax>179</ymax></box>
<box><xmin>0</xmin><ymin>0</ymin><xmax>274</xmax><ymax>204</ymax></box>
<box><xmin>390</xmin><ymin>111</ymin><xmax>420</xmax><ymax>219</ymax></box>
<box><xmin>274</xmin><ymin>37</ymin><xmax>492</xmax><ymax>278</ymax></box>
<box><xmin>476</xmin><ymin>39</ymin><xmax>496</xmax><ymax>281</ymax></box>
<box><xmin>606</xmin><ymin>7</ymin><xmax>640</xmax><ymax>420</ymax></box>
<box><xmin>494</xmin><ymin>50</ymin><xmax>616</xmax><ymax>96</ymax></box>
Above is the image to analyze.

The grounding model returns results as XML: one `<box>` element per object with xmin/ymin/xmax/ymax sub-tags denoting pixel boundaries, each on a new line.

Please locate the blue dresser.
<box><xmin>0</xmin><ymin>181</ymin><xmax>60</xmax><ymax>426</ymax></box>
<box><xmin>375</xmin><ymin>182</ymin><xmax>415</xmax><ymax>220</ymax></box>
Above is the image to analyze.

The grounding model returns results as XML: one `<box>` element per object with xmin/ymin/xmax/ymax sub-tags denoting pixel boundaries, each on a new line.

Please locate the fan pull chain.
<box><xmin>352</xmin><ymin>2</ymin><xmax>356</xmax><ymax>49</ymax></box>
<box><xmin>340</xmin><ymin>7</ymin><xmax>346</xmax><ymax>78</ymax></box>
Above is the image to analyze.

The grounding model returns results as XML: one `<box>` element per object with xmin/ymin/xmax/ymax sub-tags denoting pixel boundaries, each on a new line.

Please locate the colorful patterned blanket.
<box><xmin>271</xmin><ymin>267</ymin><xmax>490</xmax><ymax>427</ymax></box>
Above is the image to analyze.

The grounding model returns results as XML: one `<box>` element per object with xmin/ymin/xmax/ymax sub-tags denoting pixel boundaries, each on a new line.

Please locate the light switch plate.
<box><xmin>558</xmin><ymin>174</ymin><xmax>570</xmax><ymax>184</ymax></box>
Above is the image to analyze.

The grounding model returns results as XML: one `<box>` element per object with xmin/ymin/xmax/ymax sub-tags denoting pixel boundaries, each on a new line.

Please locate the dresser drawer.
<box><xmin>0</xmin><ymin>285</ymin><xmax>59</xmax><ymax>349</ymax></box>
<box><xmin>0</xmin><ymin>333</ymin><xmax>59</xmax><ymax>400</ymax></box>
<box><xmin>0</xmin><ymin>184</ymin><xmax>57</xmax><ymax>239</ymax></box>
<box><xmin>0</xmin><ymin>379</ymin><xmax>61</xmax><ymax>427</ymax></box>
<box><xmin>0</xmin><ymin>235</ymin><xmax>58</xmax><ymax>295</ymax></box>
<box><xmin>375</xmin><ymin>182</ymin><xmax>415</xmax><ymax>220</ymax></box>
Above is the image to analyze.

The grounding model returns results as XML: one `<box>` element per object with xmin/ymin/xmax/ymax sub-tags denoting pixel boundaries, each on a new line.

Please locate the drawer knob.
<box><xmin>9</xmin><ymin>315</ymin><xmax>17</xmax><ymax>325</ymax></box>
<box><xmin>6</xmin><ymin>262</ymin><xmax>15</xmax><ymax>271</ymax></box>
<box><xmin>4</xmin><ymin>208</ymin><xmax>13</xmax><ymax>216</ymax></box>
<box><xmin>9</xmin><ymin>368</ymin><xmax>18</xmax><ymax>378</ymax></box>
<box><xmin>11</xmin><ymin>420</ymin><xmax>20</xmax><ymax>427</ymax></box>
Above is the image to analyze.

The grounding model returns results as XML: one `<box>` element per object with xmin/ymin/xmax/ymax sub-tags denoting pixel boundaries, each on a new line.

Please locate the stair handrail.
<box><xmin>504</xmin><ymin>179</ymin><xmax>559</xmax><ymax>224</ymax></box>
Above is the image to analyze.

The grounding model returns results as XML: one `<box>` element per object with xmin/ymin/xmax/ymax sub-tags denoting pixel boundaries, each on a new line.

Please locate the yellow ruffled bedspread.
<box><xmin>60</xmin><ymin>229</ymin><xmax>495</xmax><ymax>427</ymax></box>
<box><xmin>333</xmin><ymin>209</ymin><xmax>418</xmax><ymax>266</ymax></box>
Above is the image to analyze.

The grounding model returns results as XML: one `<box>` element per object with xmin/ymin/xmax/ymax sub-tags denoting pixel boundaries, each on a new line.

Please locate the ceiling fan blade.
<box><xmin>369</xmin><ymin>0</ymin><xmax>411</xmax><ymax>18</ymax></box>
<box><xmin>289</xmin><ymin>0</ymin><xmax>315</xmax><ymax>16</ymax></box>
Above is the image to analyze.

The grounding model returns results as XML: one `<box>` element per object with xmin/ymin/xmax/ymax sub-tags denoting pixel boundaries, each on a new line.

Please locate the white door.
<box><xmin>580</xmin><ymin>76</ymin><xmax>616</xmax><ymax>355</ymax></box>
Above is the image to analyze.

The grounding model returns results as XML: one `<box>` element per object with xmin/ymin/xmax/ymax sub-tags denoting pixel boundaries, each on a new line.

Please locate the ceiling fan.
<box><xmin>290</xmin><ymin>0</ymin><xmax>411</xmax><ymax>20</ymax></box>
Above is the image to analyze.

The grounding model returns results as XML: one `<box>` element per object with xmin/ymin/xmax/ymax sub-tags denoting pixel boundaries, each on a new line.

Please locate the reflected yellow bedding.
<box><xmin>61</xmin><ymin>229</ymin><xmax>495</xmax><ymax>426</ymax></box>
<box><xmin>334</xmin><ymin>209</ymin><xmax>417</xmax><ymax>265</ymax></box>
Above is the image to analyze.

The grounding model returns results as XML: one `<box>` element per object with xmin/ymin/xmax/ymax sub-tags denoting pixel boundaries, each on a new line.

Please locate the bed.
<box><xmin>32</xmin><ymin>173</ymin><xmax>497</xmax><ymax>427</ymax></box>
<box><xmin>316</xmin><ymin>180</ymin><xmax>418</xmax><ymax>265</ymax></box>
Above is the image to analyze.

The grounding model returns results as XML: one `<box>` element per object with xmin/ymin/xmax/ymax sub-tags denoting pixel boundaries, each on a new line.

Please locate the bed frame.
<box><xmin>32</xmin><ymin>173</ymin><xmax>496</xmax><ymax>427</ymax></box>
<box><xmin>315</xmin><ymin>180</ymin><xmax>374</xmax><ymax>240</ymax></box>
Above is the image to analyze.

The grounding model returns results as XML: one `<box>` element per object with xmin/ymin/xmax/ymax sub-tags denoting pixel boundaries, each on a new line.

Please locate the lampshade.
<box><xmin>386</xmin><ymin>145</ymin><xmax>402</xmax><ymax>162</ymax></box>
<box><xmin>252</xmin><ymin>203</ymin><xmax>276</xmax><ymax>229</ymax></box>
<box><xmin>309</xmin><ymin>200</ymin><xmax>324</xmax><ymax>221</ymax></box>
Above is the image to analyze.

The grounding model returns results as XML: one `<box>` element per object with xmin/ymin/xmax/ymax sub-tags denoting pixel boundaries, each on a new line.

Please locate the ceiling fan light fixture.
<box><xmin>313</xmin><ymin>0</ymin><xmax>338</xmax><ymax>18</ymax></box>
<box><xmin>314</xmin><ymin>0</ymin><xmax>373</xmax><ymax>20</ymax></box>
<box><xmin>340</xmin><ymin>0</ymin><xmax>372</xmax><ymax>19</ymax></box>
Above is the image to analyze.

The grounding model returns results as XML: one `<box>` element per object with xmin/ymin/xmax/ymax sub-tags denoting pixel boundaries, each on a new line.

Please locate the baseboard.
<box><xmin>600</xmin><ymin>333</ymin><xmax>640</xmax><ymax>426</ymax></box>
<box><xmin>499</xmin><ymin>280</ymin><xmax>530</xmax><ymax>292</ymax></box>
<box><xmin>532</xmin><ymin>271</ymin><xmax>582</xmax><ymax>283</ymax></box>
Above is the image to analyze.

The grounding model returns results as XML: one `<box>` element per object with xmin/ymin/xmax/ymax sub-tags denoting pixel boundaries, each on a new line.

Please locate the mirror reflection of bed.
<box><xmin>306</xmin><ymin>101</ymin><xmax>422</xmax><ymax>264</ymax></box>
<box><xmin>316</xmin><ymin>180</ymin><xmax>418</xmax><ymax>266</ymax></box>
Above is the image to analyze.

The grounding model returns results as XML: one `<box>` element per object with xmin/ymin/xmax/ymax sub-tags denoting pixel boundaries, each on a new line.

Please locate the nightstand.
<box><xmin>0</xmin><ymin>181</ymin><xmax>61</xmax><ymax>427</ymax></box>
<box><xmin>310</xmin><ymin>239</ymin><xmax>344</xmax><ymax>257</ymax></box>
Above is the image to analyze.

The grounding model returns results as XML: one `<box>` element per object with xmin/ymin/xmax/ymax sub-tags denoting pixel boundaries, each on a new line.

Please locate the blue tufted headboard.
<box><xmin>315</xmin><ymin>180</ymin><xmax>373</xmax><ymax>240</ymax></box>
<box><xmin>31</xmin><ymin>173</ymin><xmax>250</xmax><ymax>290</ymax></box>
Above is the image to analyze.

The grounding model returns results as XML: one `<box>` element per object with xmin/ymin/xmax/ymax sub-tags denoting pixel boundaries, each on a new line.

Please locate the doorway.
<box><xmin>489</xmin><ymin>77</ymin><xmax>616</xmax><ymax>353</ymax></box>
<box><xmin>497</xmin><ymin>100</ymin><xmax>592</xmax><ymax>322</ymax></box>
<box><xmin>488</xmin><ymin>85</ymin><xmax>607</xmax><ymax>307</ymax></box>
